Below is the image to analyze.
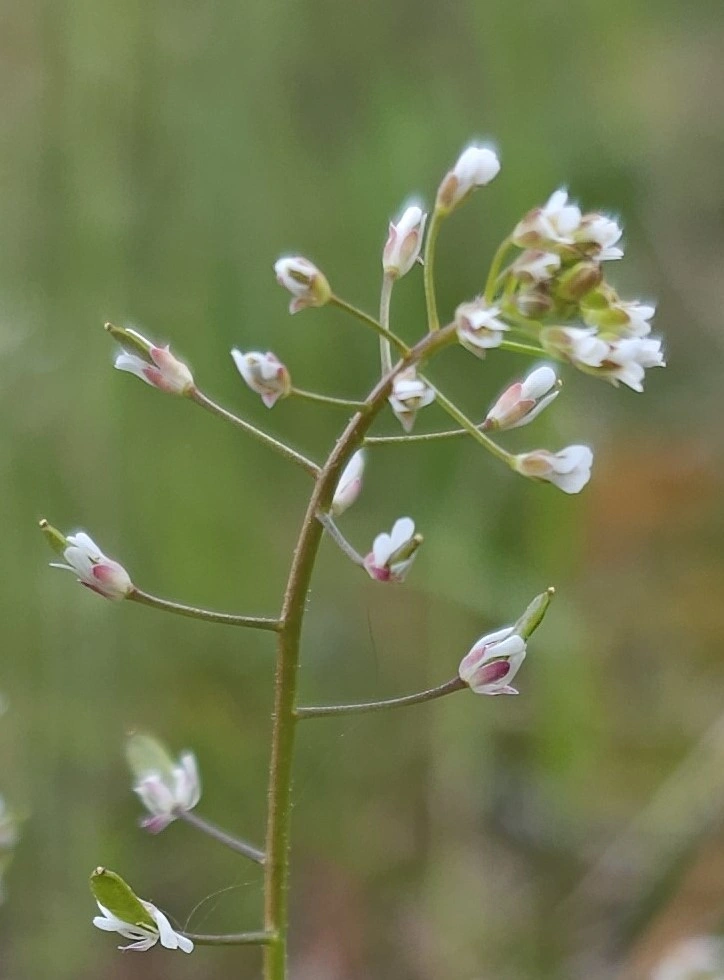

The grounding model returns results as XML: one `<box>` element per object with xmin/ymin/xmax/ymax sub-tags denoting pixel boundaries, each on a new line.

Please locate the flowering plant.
<box><xmin>40</xmin><ymin>140</ymin><xmax>664</xmax><ymax>977</ymax></box>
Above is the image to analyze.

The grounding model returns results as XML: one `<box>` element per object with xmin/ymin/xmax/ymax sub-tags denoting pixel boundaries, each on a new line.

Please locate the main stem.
<box><xmin>262</xmin><ymin>324</ymin><xmax>457</xmax><ymax>979</ymax></box>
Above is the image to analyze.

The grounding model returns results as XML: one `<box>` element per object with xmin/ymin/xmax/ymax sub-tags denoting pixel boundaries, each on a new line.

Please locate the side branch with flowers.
<box><xmin>39</xmin><ymin>140</ymin><xmax>665</xmax><ymax>979</ymax></box>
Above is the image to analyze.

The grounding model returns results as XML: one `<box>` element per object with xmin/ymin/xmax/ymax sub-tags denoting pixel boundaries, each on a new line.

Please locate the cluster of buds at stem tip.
<box><xmin>91</xmin><ymin>867</ymin><xmax>193</xmax><ymax>953</ymax></box>
<box><xmin>388</xmin><ymin>367</ymin><xmax>435</xmax><ymax>432</ymax></box>
<box><xmin>542</xmin><ymin>326</ymin><xmax>665</xmax><ymax>392</ymax></box>
<box><xmin>513</xmin><ymin>445</ymin><xmax>593</xmax><ymax>494</ymax></box>
<box><xmin>331</xmin><ymin>450</ymin><xmax>365</xmax><ymax>516</ymax></box>
<box><xmin>40</xmin><ymin>520</ymin><xmax>133</xmax><ymax>600</ymax></box>
<box><xmin>382</xmin><ymin>204</ymin><xmax>427</xmax><ymax>279</ymax></box>
<box><xmin>455</xmin><ymin>298</ymin><xmax>510</xmax><ymax>357</ymax></box>
<box><xmin>458</xmin><ymin>588</ymin><xmax>554</xmax><ymax>695</ymax></box>
<box><xmin>105</xmin><ymin>323</ymin><xmax>194</xmax><ymax>395</ymax></box>
<box><xmin>230</xmin><ymin>349</ymin><xmax>291</xmax><ymax>408</ymax></box>
<box><xmin>512</xmin><ymin>189</ymin><xmax>623</xmax><ymax>261</ymax></box>
<box><xmin>436</xmin><ymin>144</ymin><xmax>501</xmax><ymax>214</ymax></box>
<box><xmin>484</xmin><ymin>366</ymin><xmax>561</xmax><ymax>431</ymax></box>
<box><xmin>126</xmin><ymin>733</ymin><xmax>201</xmax><ymax>834</ymax></box>
<box><xmin>274</xmin><ymin>256</ymin><xmax>331</xmax><ymax>314</ymax></box>
<box><xmin>364</xmin><ymin>517</ymin><xmax>422</xmax><ymax>583</ymax></box>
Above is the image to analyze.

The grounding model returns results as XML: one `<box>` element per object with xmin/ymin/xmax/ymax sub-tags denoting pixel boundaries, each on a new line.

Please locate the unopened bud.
<box><xmin>515</xmin><ymin>287</ymin><xmax>554</xmax><ymax>320</ymax></box>
<box><xmin>383</xmin><ymin>205</ymin><xmax>427</xmax><ymax>279</ymax></box>
<box><xmin>484</xmin><ymin>366</ymin><xmax>560</xmax><ymax>431</ymax></box>
<box><xmin>231</xmin><ymin>350</ymin><xmax>291</xmax><ymax>408</ymax></box>
<box><xmin>274</xmin><ymin>256</ymin><xmax>331</xmax><ymax>314</ymax></box>
<box><xmin>436</xmin><ymin>144</ymin><xmax>501</xmax><ymax>214</ymax></box>
<box><xmin>109</xmin><ymin>325</ymin><xmax>194</xmax><ymax>395</ymax></box>
<box><xmin>553</xmin><ymin>261</ymin><xmax>602</xmax><ymax>302</ymax></box>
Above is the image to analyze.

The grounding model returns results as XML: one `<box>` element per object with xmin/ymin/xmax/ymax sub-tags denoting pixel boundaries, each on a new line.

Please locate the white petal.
<box><xmin>389</xmin><ymin>517</ymin><xmax>414</xmax><ymax>551</ymax></box>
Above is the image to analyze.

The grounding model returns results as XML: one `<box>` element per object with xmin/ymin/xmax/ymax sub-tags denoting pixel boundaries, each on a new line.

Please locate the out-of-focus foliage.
<box><xmin>1</xmin><ymin>0</ymin><xmax>724</xmax><ymax>977</ymax></box>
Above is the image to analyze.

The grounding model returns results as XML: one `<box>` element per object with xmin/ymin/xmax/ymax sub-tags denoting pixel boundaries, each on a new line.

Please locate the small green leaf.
<box><xmin>89</xmin><ymin>868</ymin><xmax>155</xmax><ymax>929</ymax></box>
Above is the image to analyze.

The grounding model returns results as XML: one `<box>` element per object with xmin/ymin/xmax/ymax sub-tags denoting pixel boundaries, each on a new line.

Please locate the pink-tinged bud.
<box><xmin>363</xmin><ymin>517</ymin><xmax>422</xmax><ymax>583</ymax></box>
<box><xmin>274</xmin><ymin>256</ymin><xmax>331</xmax><ymax>314</ymax></box>
<box><xmin>436</xmin><ymin>144</ymin><xmax>501</xmax><ymax>213</ymax></box>
<box><xmin>126</xmin><ymin>734</ymin><xmax>201</xmax><ymax>834</ymax></box>
<box><xmin>485</xmin><ymin>366</ymin><xmax>560</xmax><ymax>431</ymax></box>
<box><xmin>512</xmin><ymin>188</ymin><xmax>582</xmax><ymax>249</ymax></box>
<box><xmin>575</xmin><ymin>212</ymin><xmax>623</xmax><ymax>261</ymax></box>
<box><xmin>513</xmin><ymin>444</ymin><xmax>593</xmax><ymax>494</ymax></box>
<box><xmin>511</xmin><ymin>250</ymin><xmax>561</xmax><ymax>285</ymax></box>
<box><xmin>383</xmin><ymin>204</ymin><xmax>427</xmax><ymax>279</ymax></box>
<box><xmin>454</xmin><ymin>299</ymin><xmax>509</xmax><ymax>358</ymax></box>
<box><xmin>113</xmin><ymin>328</ymin><xmax>194</xmax><ymax>395</ymax></box>
<box><xmin>331</xmin><ymin>450</ymin><xmax>365</xmax><ymax>516</ymax></box>
<box><xmin>230</xmin><ymin>349</ymin><xmax>291</xmax><ymax>408</ymax></box>
<box><xmin>458</xmin><ymin>627</ymin><xmax>527</xmax><ymax>696</ymax></box>
<box><xmin>388</xmin><ymin>367</ymin><xmax>435</xmax><ymax>432</ymax></box>
<box><xmin>44</xmin><ymin>526</ymin><xmax>133</xmax><ymax>600</ymax></box>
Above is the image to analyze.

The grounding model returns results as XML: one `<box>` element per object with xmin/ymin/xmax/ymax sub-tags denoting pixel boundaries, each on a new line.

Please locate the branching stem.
<box><xmin>419</xmin><ymin>377</ymin><xmax>514</xmax><ymax>466</ymax></box>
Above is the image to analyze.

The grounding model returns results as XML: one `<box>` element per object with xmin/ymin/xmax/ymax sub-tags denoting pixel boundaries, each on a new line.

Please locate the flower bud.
<box><xmin>553</xmin><ymin>260</ymin><xmax>602</xmax><ymax>302</ymax></box>
<box><xmin>513</xmin><ymin>444</ymin><xmax>593</xmax><ymax>494</ymax></box>
<box><xmin>230</xmin><ymin>349</ymin><xmax>291</xmax><ymax>408</ymax></box>
<box><xmin>274</xmin><ymin>256</ymin><xmax>331</xmax><ymax>314</ymax></box>
<box><xmin>484</xmin><ymin>366</ymin><xmax>560</xmax><ymax>431</ymax></box>
<box><xmin>42</xmin><ymin>522</ymin><xmax>133</xmax><ymax>600</ymax></box>
<box><xmin>515</xmin><ymin>287</ymin><xmax>554</xmax><ymax>320</ymax></box>
<box><xmin>542</xmin><ymin>326</ymin><xmax>665</xmax><ymax>392</ymax></box>
<box><xmin>575</xmin><ymin>212</ymin><xmax>623</xmax><ymax>261</ymax></box>
<box><xmin>511</xmin><ymin>250</ymin><xmax>561</xmax><ymax>285</ymax></box>
<box><xmin>108</xmin><ymin>325</ymin><xmax>194</xmax><ymax>395</ymax></box>
<box><xmin>388</xmin><ymin>368</ymin><xmax>435</xmax><ymax>432</ymax></box>
<box><xmin>383</xmin><ymin>204</ymin><xmax>427</xmax><ymax>279</ymax></box>
<box><xmin>363</xmin><ymin>517</ymin><xmax>422</xmax><ymax>583</ymax></box>
<box><xmin>126</xmin><ymin>733</ymin><xmax>201</xmax><ymax>834</ymax></box>
<box><xmin>454</xmin><ymin>299</ymin><xmax>509</xmax><ymax>357</ymax></box>
<box><xmin>91</xmin><ymin>868</ymin><xmax>194</xmax><ymax>953</ymax></box>
<box><xmin>582</xmin><ymin>293</ymin><xmax>655</xmax><ymax>338</ymax></box>
<box><xmin>436</xmin><ymin>144</ymin><xmax>501</xmax><ymax>214</ymax></box>
<box><xmin>458</xmin><ymin>627</ymin><xmax>527</xmax><ymax>696</ymax></box>
<box><xmin>331</xmin><ymin>450</ymin><xmax>365</xmax><ymax>516</ymax></box>
<box><xmin>512</xmin><ymin>189</ymin><xmax>582</xmax><ymax>248</ymax></box>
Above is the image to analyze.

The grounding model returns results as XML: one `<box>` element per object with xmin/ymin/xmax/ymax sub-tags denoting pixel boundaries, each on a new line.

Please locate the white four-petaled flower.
<box><xmin>274</xmin><ymin>256</ymin><xmax>331</xmax><ymax>314</ymax></box>
<box><xmin>231</xmin><ymin>349</ymin><xmax>291</xmax><ymax>408</ymax></box>
<box><xmin>543</xmin><ymin>326</ymin><xmax>665</xmax><ymax>392</ymax></box>
<box><xmin>383</xmin><ymin>205</ymin><xmax>427</xmax><ymax>279</ymax></box>
<box><xmin>115</xmin><ymin>342</ymin><xmax>194</xmax><ymax>395</ymax></box>
<box><xmin>455</xmin><ymin>299</ymin><xmax>509</xmax><ymax>357</ymax></box>
<box><xmin>50</xmin><ymin>532</ymin><xmax>133</xmax><ymax>600</ymax></box>
<box><xmin>576</xmin><ymin>212</ymin><xmax>624</xmax><ymax>261</ymax></box>
<box><xmin>514</xmin><ymin>445</ymin><xmax>593</xmax><ymax>494</ymax></box>
<box><xmin>388</xmin><ymin>368</ymin><xmax>435</xmax><ymax>432</ymax></box>
<box><xmin>513</xmin><ymin>189</ymin><xmax>583</xmax><ymax>248</ymax></box>
<box><xmin>131</xmin><ymin>746</ymin><xmax>201</xmax><ymax>834</ymax></box>
<box><xmin>512</xmin><ymin>250</ymin><xmax>562</xmax><ymax>284</ymax></box>
<box><xmin>93</xmin><ymin>900</ymin><xmax>194</xmax><ymax>953</ymax></box>
<box><xmin>364</xmin><ymin>517</ymin><xmax>421</xmax><ymax>583</ymax></box>
<box><xmin>331</xmin><ymin>450</ymin><xmax>365</xmax><ymax>516</ymax></box>
<box><xmin>485</xmin><ymin>366</ymin><xmax>560</xmax><ymax>431</ymax></box>
<box><xmin>458</xmin><ymin>627</ymin><xmax>527</xmax><ymax>696</ymax></box>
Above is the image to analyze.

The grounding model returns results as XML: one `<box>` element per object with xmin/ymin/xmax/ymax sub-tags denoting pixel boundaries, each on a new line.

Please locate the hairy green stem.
<box><xmin>263</xmin><ymin>324</ymin><xmax>458</xmax><ymax>980</ymax></box>
<box><xmin>177</xmin><ymin>810</ymin><xmax>266</xmax><ymax>865</ymax></box>
<box><xmin>483</xmin><ymin>238</ymin><xmax>514</xmax><ymax>303</ymax></box>
<box><xmin>189</xmin><ymin>388</ymin><xmax>320</xmax><ymax>477</ymax></box>
<box><xmin>330</xmin><ymin>295</ymin><xmax>409</xmax><ymax>355</ymax></box>
<box><xmin>129</xmin><ymin>588</ymin><xmax>281</xmax><ymax>632</ymax></box>
<box><xmin>291</xmin><ymin>388</ymin><xmax>366</xmax><ymax>409</ymax></box>
<box><xmin>423</xmin><ymin>209</ymin><xmax>443</xmax><ymax>331</ymax></box>
<box><xmin>295</xmin><ymin>676</ymin><xmax>465</xmax><ymax>719</ymax></box>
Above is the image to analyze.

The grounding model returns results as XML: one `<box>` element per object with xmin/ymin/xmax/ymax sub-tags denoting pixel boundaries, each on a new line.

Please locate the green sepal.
<box><xmin>104</xmin><ymin>323</ymin><xmax>154</xmax><ymax>362</ymax></box>
<box><xmin>89</xmin><ymin>868</ymin><xmax>155</xmax><ymax>929</ymax></box>
<box><xmin>39</xmin><ymin>520</ymin><xmax>68</xmax><ymax>557</ymax></box>
<box><xmin>126</xmin><ymin>733</ymin><xmax>175</xmax><ymax>782</ymax></box>
<box><xmin>514</xmin><ymin>587</ymin><xmax>555</xmax><ymax>640</ymax></box>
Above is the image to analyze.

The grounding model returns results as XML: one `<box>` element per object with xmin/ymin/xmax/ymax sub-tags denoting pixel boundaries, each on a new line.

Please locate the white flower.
<box><xmin>458</xmin><ymin>627</ymin><xmax>527</xmax><ymax>696</ymax></box>
<box><xmin>274</xmin><ymin>256</ymin><xmax>331</xmax><ymax>314</ymax></box>
<box><xmin>388</xmin><ymin>367</ymin><xmax>435</xmax><ymax>432</ymax></box>
<box><xmin>512</xmin><ymin>250</ymin><xmax>562</xmax><ymax>284</ymax></box>
<box><xmin>542</xmin><ymin>326</ymin><xmax>665</xmax><ymax>392</ymax></box>
<box><xmin>652</xmin><ymin>936</ymin><xmax>724</xmax><ymax>980</ymax></box>
<box><xmin>50</xmin><ymin>531</ymin><xmax>133</xmax><ymax>600</ymax></box>
<box><xmin>576</xmin><ymin>212</ymin><xmax>624</xmax><ymax>260</ymax></box>
<box><xmin>364</xmin><ymin>517</ymin><xmax>421</xmax><ymax>583</ymax></box>
<box><xmin>455</xmin><ymin>299</ymin><xmax>509</xmax><ymax>357</ymax></box>
<box><xmin>93</xmin><ymin>900</ymin><xmax>194</xmax><ymax>953</ymax></box>
<box><xmin>512</xmin><ymin>189</ymin><xmax>582</xmax><ymax>248</ymax></box>
<box><xmin>127</xmin><ymin>734</ymin><xmax>201</xmax><ymax>834</ymax></box>
<box><xmin>485</xmin><ymin>366</ymin><xmax>560</xmax><ymax>431</ymax></box>
<box><xmin>114</xmin><ymin>333</ymin><xmax>194</xmax><ymax>395</ymax></box>
<box><xmin>383</xmin><ymin>204</ymin><xmax>427</xmax><ymax>279</ymax></box>
<box><xmin>331</xmin><ymin>450</ymin><xmax>365</xmax><ymax>516</ymax></box>
<box><xmin>514</xmin><ymin>445</ymin><xmax>593</xmax><ymax>494</ymax></box>
<box><xmin>231</xmin><ymin>349</ymin><xmax>291</xmax><ymax>408</ymax></box>
<box><xmin>437</xmin><ymin>144</ymin><xmax>501</xmax><ymax>212</ymax></box>
<box><xmin>582</xmin><ymin>298</ymin><xmax>656</xmax><ymax>338</ymax></box>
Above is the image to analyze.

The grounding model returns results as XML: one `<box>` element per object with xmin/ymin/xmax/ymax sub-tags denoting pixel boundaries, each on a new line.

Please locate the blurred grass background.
<box><xmin>1</xmin><ymin>0</ymin><xmax>724</xmax><ymax>977</ymax></box>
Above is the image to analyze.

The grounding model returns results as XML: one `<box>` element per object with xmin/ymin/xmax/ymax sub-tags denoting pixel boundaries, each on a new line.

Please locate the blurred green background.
<box><xmin>2</xmin><ymin>0</ymin><xmax>724</xmax><ymax>977</ymax></box>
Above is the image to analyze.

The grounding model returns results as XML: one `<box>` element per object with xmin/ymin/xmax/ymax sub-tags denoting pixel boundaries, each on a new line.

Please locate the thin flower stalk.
<box><xmin>295</xmin><ymin>677</ymin><xmax>466</xmax><ymax>719</ymax></box>
<box><xmin>129</xmin><ymin>588</ymin><xmax>281</xmax><ymax>632</ymax></box>
<box><xmin>290</xmin><ymin>388</ymin><xmax>366</xmax><ymax>409</ymax></box>
<box><xmin>177</xmin><ymin>810</ymin><xmax>266</xmax><ymax>865</ymax></box>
